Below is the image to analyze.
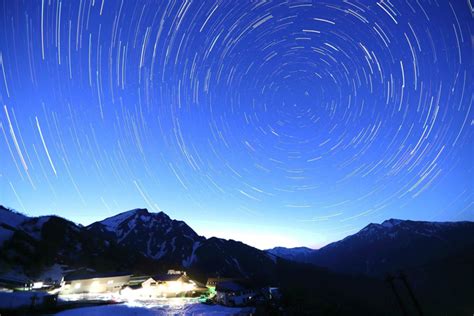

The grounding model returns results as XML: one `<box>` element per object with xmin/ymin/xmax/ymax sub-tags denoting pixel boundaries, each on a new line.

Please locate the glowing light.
<box><xmin>90</xmin><ymin>280</ymin><xmax>101</xmax><ymax>293</ymax></box>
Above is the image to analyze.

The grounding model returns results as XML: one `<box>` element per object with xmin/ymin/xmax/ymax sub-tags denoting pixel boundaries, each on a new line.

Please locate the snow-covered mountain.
<box><xmin>88</xmin><ymin>208</ymin><xmax>201</xmax><ymax>263</ymax></box>
<box><xmin>0</xmin><ymin>207</ymin><xmax>277</xmax><ymax>281</ymax></box>
<box><xmin>0</xmin><ymin>206</ymin><xmax>28</xmax><ymax>246</ymax></box>
<box><xmin>0</xmin><ymin>207</ymin><xmax>133</xmax><ymax>278</ymax></box>
<box><xmin>88</xmin><ymin>208</ymin><xmax>278</xmax><ymax>279</ymax></box>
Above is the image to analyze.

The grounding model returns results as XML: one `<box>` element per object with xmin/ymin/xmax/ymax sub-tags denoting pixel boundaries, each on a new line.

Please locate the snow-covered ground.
<box><xmin>55</xmin><ymin>300</ymin><xmax>255</xmax><ymax>315</ymax></box>
<box><xmin>57</xmin><ymin>294</ymin><xmax>254</xmax><ymax>315</ymax></box>
<box><xmin>0</xmin><ymin>291</ymin><xmax>253</xmax><ymax>315</ymax></box>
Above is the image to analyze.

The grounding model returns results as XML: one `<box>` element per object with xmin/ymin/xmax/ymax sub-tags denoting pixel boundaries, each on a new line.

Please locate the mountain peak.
<box><xmin>85</xmin><ymin>207</ymin><xmax>204</xmax><ymax>261</ymax></box>
<box><xmin>97</xmin><ymin>208</ymin><xmax>172</xmax><ymax>230</ymax></box>
<box><xmin>361</xmin><ymin>218</ymin><xmax>405</xmax><ymax>232</ymax></box>
<box><xmin>381</xmin><ymin>218</ymin><xmax>404</xmax><ymax>228</ymax></box>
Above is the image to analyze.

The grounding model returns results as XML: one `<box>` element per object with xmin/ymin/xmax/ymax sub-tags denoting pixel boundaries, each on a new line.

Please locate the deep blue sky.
<box><xmin>0</xmin><ymin>0</ymin><xmax>472</xmax><ymax>249</ymax></box>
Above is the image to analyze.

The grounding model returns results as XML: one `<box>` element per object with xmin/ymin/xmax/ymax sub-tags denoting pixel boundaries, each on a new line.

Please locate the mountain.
<box><xmin>0</xmin><ymin>207</ymin><xmax>278</xmax><ymax>282</ymax></box>
<box><xmin>266</xmin><ymin>218</ymin><xmax>474</xmax><ymax>277</ymax></box>
<box><xmin>266</xmin><ymin>246</ymin><xmax>316</xmax><ymax>263</ymax></box>
<box><xmin>0</xmin><ymin>206</ymin><xmax>148</xmax><ymax>276</ymax></box>
<box><xmin>0</xmin><ymin>206</ymin><xmax>27</xmax><ymax>227</ymax></box>
<box><xmin>308</xmin><ymin>218</ymin><xmax>474</xmax><ymax>276</ymax></box>
<box><xmin>87</xmin><ymin>209</ymin><xmax>201</xmax><ymax>264</ymax></box>
<box><xmin>87</xmin><ymin>208</ymin><xmax>278</xmax><ymax>280</ymax></box>
<box><xmin>267</xmin><ymin>218</ymin><xmax>474</xmax><ymax>315</ymax></box>
<box><xmin>0</xmin><ymin>206</ymin><xmax>28</xmax><ymax>246</ymax></box>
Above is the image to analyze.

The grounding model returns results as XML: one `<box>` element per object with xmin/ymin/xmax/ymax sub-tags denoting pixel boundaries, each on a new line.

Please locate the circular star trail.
<box><xmin>0</xmin><ymin>0</ymin><xmax>472</xmax><ymax>248</ymax></box>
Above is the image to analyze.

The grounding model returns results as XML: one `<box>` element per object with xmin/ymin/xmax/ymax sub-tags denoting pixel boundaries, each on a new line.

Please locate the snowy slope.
<box><xmin>55</xmin><ymin>300</ymin><xmax>255</xmax><ymax>316</ymax></box>
<box><xmin>0</xmin><ymin>206</ymin><xmax>28</xmax><ymax>246</ymax></box>
<box><xmin>88</xmin><ymin>208</ymin><xmax>202</xmax><ymax>260</ymax></box>
<box><xmin>99</xmin><ymin>209</ymin><xmax>146</xmax><ymax>232</ymax></box>
<box><xmin>0</xmin><ymin>205</ymin><xmax>27</xmax><ymax>227</ymax></box>
<box><xmin>87</xmin><ymin>208</ymin><xmax>277</xmax><ymax>278</ymax></box>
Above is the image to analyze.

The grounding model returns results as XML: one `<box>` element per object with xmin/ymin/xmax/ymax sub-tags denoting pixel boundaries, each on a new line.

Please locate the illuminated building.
<box><xmin>60</xmin><ymin>272</ymin><xmax>131</xmax><ymax>294</ymax></box>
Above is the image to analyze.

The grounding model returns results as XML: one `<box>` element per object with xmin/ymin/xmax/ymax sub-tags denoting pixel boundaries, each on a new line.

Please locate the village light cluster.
<box><xmin>60</xmin><ymin>270</ymin><xmax>198</xmax><ymax>299</ymax></box>
<box><xmin>121</xmin><ymin>278</ymin><xmax>197</xmax><ymax>298</ymax></box>
<box><xmin>0</xmin><ymin>268</ymin><xmax>281</xmax><ymax>311</ymax></box>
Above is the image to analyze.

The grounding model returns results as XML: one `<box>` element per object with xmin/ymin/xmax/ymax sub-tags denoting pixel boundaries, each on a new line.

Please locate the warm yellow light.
<box><xmin>119</xmin><ymin>278</ymin><xmax>196</xmax><ymax>299</ymax></box>
<box><xmin>90</xmin><ymin>280</ymin><xmax>102</xmax><ymax>293</ymax></box>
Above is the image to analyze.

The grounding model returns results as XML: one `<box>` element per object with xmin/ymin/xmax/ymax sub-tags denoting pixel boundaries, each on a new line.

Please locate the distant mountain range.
<box><xmin>266</xmin><ymin>218</ymin><xmax>474</xmax><ymax>277</ymax></box>
<box><xmin>265</xmin><ymin>246</ymin><xmax>315</xmax><ymax>262</ymax></box>
<box><xmin>1</xmin><ymin>205</ymin><xmax>473</xmax><ymax>315</ymax></box>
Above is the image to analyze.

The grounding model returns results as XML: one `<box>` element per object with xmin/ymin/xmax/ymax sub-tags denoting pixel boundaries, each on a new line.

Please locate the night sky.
<box><xmin>0</xmin><ymin>0</ymin><xmax>472</xmax><ymax>249</ymax></box>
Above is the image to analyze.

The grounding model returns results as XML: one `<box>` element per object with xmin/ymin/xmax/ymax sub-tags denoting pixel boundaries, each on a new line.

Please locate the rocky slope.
<box><xmin>0</xmin><ymin>206</ymin><xmax>276</xmax><ymax>281</ymax></box>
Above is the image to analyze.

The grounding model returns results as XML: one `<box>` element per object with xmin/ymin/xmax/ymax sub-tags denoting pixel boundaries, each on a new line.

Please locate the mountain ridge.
<box><xmin>266</xmin><ymin>217</ymin><xmax>474</xmax><ymax>277</ymax></box>
<box><xmin>0</xmin><ymin>206</ymin><xmax>278</xmax><ymax>282</ymax></box>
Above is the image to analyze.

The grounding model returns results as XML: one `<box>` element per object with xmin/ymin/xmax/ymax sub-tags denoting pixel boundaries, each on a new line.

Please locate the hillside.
<box><xmin>266</xmin><ymin>218</ymin><xmax>474</xmax><ymax>315</ymax></box>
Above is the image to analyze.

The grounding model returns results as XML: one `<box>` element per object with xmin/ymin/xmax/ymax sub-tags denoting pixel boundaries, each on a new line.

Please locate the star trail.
<box><xmin>0</xmin><ymin>0</ymin><xmax>472</xmax><ymax>249</ymax></box>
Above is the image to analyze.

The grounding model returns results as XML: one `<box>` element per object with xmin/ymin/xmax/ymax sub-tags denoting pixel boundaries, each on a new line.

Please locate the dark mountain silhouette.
<box><xmin>267</xmin><ymin>218</ymin><xmax>474</xmax><ymax>276</ymax></box>
<box><xmin>267</xmin><ymin>218</ymin><xmax>474</xmax><ymax>315</ymax></box>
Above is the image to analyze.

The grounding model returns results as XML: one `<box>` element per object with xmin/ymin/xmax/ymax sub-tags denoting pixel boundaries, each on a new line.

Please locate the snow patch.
<box><xmin>381</xmin><ymin>219</ymin><xmax>403</xmax><ymax>228</ymax></box>
<box><xmin>100</xmin><ymin>209</ymin><xmax>142</xmax><ymax>231</ymax></box>
<box><xmin>151</xmin><ymin>241</ymin><xmax>167</xmax><ymax>260</ymax></box>
<box><xmin>182</xmin><ymin>241</ymin><xmax>201</xmax><ymax>268</ymax></box>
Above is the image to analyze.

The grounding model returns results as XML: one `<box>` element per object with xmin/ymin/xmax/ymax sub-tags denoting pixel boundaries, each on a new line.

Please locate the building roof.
<box><xmin>64</xmin><ymin>271</ymin><xmax>131</xmax><ymax>282</ymax></box>
<box><xmin>129</xmin><ymin>275</ymin><xmax>151</xmax><ymax>284</ymax></box>
<box><xmin>152</xmin><ymin>273</ymin><xmax>187</xmax><ymax>282</ymax></box>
